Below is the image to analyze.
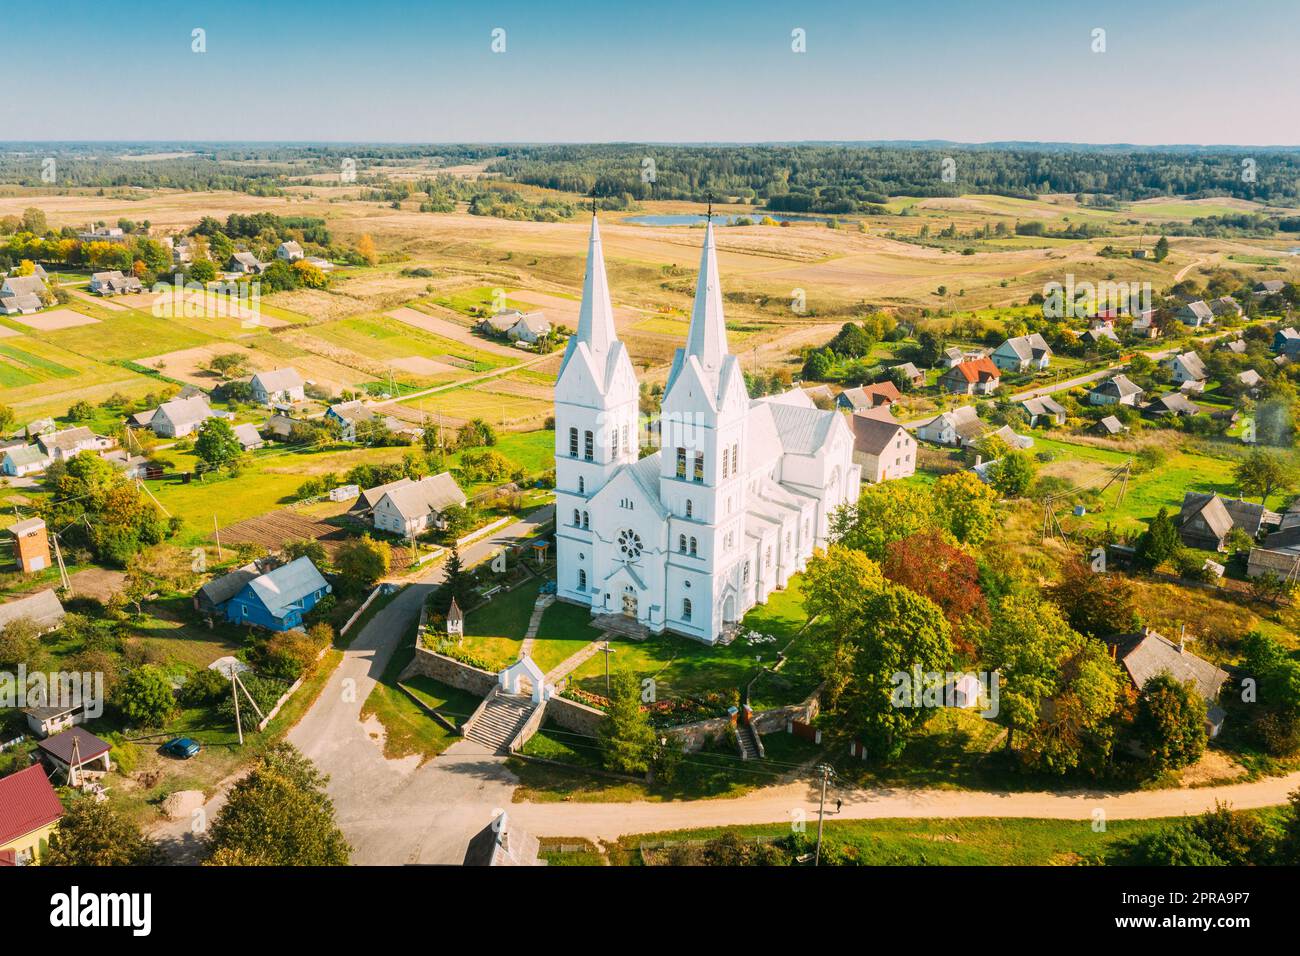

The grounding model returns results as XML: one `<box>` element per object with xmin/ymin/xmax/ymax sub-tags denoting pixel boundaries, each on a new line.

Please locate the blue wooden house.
<box><xmin>222</xmin><ymin>556</ymin><xmax>331</xmax><ymax>632</ymax></box>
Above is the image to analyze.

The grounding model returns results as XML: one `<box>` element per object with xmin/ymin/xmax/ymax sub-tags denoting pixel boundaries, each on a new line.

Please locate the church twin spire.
<box><xmin>684</xmin><ymin>220</ymin><xmax>729</xmax><ymax>374</ymax></box>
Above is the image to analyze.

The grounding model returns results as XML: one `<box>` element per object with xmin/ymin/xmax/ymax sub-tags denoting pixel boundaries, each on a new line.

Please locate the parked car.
<box><xmin>161</xmin><ymin>737</ymin><xmax>202</xmax><ymax>759</ymax></box>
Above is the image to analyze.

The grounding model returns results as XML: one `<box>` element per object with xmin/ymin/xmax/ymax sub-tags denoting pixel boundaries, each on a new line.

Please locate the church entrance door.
<box><xmin>622</xmin><ymin>586</ymin><xmax>638</xmax><ymax>618</ymax></box>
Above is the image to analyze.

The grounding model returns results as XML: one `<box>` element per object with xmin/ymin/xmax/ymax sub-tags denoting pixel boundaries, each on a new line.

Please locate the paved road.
<box><xmin>151</xmin><ymin>507</ymin><xmax>552</xmax><ymax>863</ymax></box>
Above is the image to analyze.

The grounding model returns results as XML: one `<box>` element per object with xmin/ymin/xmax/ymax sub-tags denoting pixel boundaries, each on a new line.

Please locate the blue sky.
<box><xmin>8</xmin><ymin>0</ymin><xmax>1298</xmax><ymax>144</ymax></box>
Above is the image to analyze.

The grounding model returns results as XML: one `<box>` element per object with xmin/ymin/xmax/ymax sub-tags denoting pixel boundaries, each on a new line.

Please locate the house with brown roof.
<box><xmin>37</xmin><ymin>727</ymin><xmax>112</xmax><ymax>785</ymax></box>
<box><xmin>1105</xmin><ymin>627</ymin><xmax>1229</xmax><ymax>737</ymax></box>
<box><xmin>1177</xmin><ymin>492</ymin><xmax>1280</xmax><ymax>551</ymax></box>
<box><xmin>836</xmin><ymin>381</ymin><xmax>900</xmax><ymax>412</ymax></box>
<box><xmin>851</xmin><ymin>411</ymin><xmax>916</xmax><ymax>483</ymax></box>
<box><xmin>941</xmin><ymin>356</ymin><xmax>1000</xmax><ymax>395</ymax></box>
<box><xmin>916</xmin><ymin>404</ymin><xmax>985</xmax><ymax>447</ymax></box>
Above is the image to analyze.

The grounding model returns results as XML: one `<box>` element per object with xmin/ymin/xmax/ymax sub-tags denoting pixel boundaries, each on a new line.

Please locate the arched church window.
<box><xmin>682</xmin><ymin>598</ymin><xmax>692</xmax><ymax>621</ymax></box>
<box><xmin>569</xmin><ymin>427</ymin><xmax>578</xmax><ymax>457</ymax></box>
<box><xmin>584</xmin><ymin>430</ymin><xmax>594</xmax><ymax>461</ymax></box>
<box><xmin>685</xmin><ymin>499</ymin><xmax>693</xmax><ymax>518</ymax></box>
<box><xmin>676</xmin><ymin>447</ymin><xmax>687</xmax><ymax>478</ymax></box>
<box><xmin>582</xmin><ymin>511</ymin><xmax>590</xmax><ymax>529</ymax></box>
<box><xmin>578</xmin><ymin>476</ymin><xmax>585</xmax><ymax>494</ymax></box>
<box><xmin>678</xmin><ymin>534</ymin><xmax>686</xmax><ymax>553</ymax></box>
<box><xmin>618</xmin><ymin>529</ymin><xmax>643</xmax><ymax>559</ymax></box>
<box><xmin>722</xmin><ymin>447</ymin><xmax>729</xmax><ymax>478</ymax></box>
<box><xmin>689</xmin><ymin>537</ymin><xmax>698</xmax><ymax>557</ymax></box>
<box><xmin>573</xmin><ymin>509</ymin><xmax>581</xmax><ymax>526</ymax></box>
<box><xmin>578</xmin><ymin>569</ymin><xmax>587</xmax><ymax>591</ymax></box>
<box><xmin>693</xmin><ymin>452</ymin><xmax>704</xmax><ymax>483</ymax></box>
<box><xmin>732</xmin><ymin>443</ymin><xmax>739</xmax><ymax>472</ymax></box>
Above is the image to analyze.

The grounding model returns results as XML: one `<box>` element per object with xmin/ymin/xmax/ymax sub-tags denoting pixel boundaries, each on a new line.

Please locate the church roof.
<box><xmin>763</xmin><ymin>401</ymin><xmax>839</xmax><ymax>456</ymax></box>
<box><xmin>684</xmin><ymin>221</ymin><xmax>728</xmax><ymax>376</ymax></box>
<box><xmin>561</xmin><ymin>217</ymin><xmax>618</xmax><ymax>377</ymax></box>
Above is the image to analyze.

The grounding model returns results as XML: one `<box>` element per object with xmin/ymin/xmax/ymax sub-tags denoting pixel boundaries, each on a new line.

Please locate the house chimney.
<box><xmin>974</xmin><ymin>454</ymin><xmax>982</xmax><ymax>467</ymax></box>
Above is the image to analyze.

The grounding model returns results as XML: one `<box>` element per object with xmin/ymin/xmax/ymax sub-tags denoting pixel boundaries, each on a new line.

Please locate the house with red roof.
<box><xmin>940</xmin><ymin>356</ymin><xmax>1001</xmax><ymax>395</ymax></box>
<box><xmin>0</xmin><ymin>764</ymin><xmax>64</xmax><ymax>866</ymax></box>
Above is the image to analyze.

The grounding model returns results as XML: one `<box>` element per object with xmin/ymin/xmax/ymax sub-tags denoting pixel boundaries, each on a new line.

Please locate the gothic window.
<box><xmin>584</xmin><ymin>430</ymin><xmax>594</xmax><ymax>461</ymax></box>
<box><xmin>568</xmin><ymin>427</ymin><xmax>578</xmax><ymax>457</ymax></box>
<box><xmin>732</xmin><ymin>443</ymin><xmax>739</xmax><ymax>472</ymax></box>
<box><xmin>578</xmin><ymin>569</ymin><xmax>587</xmax><ymax>591</ymax></box>
<box><xmin>678</xmin><ymin>534</ymin><xmax>687</xmax><ymax>553</ymax></box>
<box><xmin>611</xmin><ymin>428</ymin><xmax>618</xmax><ymax>456</ymax></box>
<box><xmin>685</xmin><ymin>499</ymin><xmax>693</xmax><ymax>518</ymax></box>
<box><xmin>689</xmin><ymin>536</ymin><xmax>698</xmax><ymax>557</ymax></box>
<box><xmin>765</xmin><ymin>546</ymin><xmax>772</xmax><ymax>567</ymax></box>
<box><xmin>682</xmin><ymin>598</ymin><xmax>692</xmax><ymax>621</ymax></box>
<box><xmin>573</xmin><ymin>508</ymin><xmax>581</xmax><ymax>526</ymax></box>
<box><xmin>618</xmin><ymin>528</ymin><xmax>643</xmax><ymax>559</ymax></box>
<box><xmin>743</xmin><ymin>561</ymin><xmax>750</xmax><ymax>583</ymax></box>
<box><xmin>582</xmin><ymin>511</ymin><xmax>589</xmax><ymax>529</ymax></box>
<box><xmin>622</xmin><ymin>424</ymin><xmax>629</xmax><ymax>455</ymax></box>
<box><xmin>693</xmin><ymin>452</ymin><xmax>704</xmax><ymax>483</ymax></box>
<box><xmin>676</xmin><ymin>446</ymin><xmax>686</xmax><ymax>478</ymax></box>
<box><xmin>578</xmin><ymin>476</ymin><xmax>585</xmax><ymax>494</ymax></box>
<box><xmin>722</xmin><ymin>447</ymin><xmax>729</xmax><ymax>478</ymax></box>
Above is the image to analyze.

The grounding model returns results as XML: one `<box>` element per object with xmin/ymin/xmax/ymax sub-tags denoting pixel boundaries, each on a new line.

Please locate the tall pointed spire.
<box><xmin>685</xmin><ymin>221</ymin><xmax>728</xmax><ymax>373</ymax></box>
<box><xmin>574</xmin><ymin>215</ymin><xmax>617</xmax><ymax>358</ymax></box>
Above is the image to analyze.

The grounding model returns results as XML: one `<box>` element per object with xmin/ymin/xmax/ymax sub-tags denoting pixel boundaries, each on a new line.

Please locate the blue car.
<box><xmin>162</xmin><ymin>737</ymin><xmax>202</xmax><ymax>759</ymax></box>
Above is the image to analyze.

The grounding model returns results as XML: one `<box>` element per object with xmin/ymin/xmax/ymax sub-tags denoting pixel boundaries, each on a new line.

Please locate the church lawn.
<box><xmin>512</xmin><ymin>724</ymin><xmax>820</xmax><ymax>803</ymax></box>
<box><xmin>529</xmin><ymin>600</ymin><xmax>605</xmax><ymax>674</ymax></box>
<box><xmin>457</xmin><ymin>578</ymin><xmax>540</xmax><ymax>670</ymax></box>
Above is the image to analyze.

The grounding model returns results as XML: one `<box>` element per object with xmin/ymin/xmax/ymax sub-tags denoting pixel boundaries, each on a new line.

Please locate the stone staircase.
<box><xmin>737</xmin><ymin>723</ymin><xmax>761</xmax><ymax>761</ymax></box>
<box><xmin>591</xmin><ymin>613</ymin><xmax>650</xmax><ymax>641</ymax></box>
<box><xmin>463</xmin><ymin>692</ymin><xmax>536</xmax><ymax>754</ymax></box>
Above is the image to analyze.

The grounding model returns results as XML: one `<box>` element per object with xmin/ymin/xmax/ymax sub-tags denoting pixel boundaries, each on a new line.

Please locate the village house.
<box><xmin>78</xmin><ymin>225</ymin><xmax>126</xmax><ymax>242</ymax></box>
<box><xmin>348</xmin><ymin>476</ymin><xmax>414</xmax><ymax>519</ymax></box>
<box><xmin>1237</xmin><ymin>368</ymin><xmax>1263</xmax><ymax>393</ymax></box>
<box><xmin>509</xmin><ymin>312</ymin><xmax>552</xmax><ymax>345</ymax></box>
<box><xmin>1210</xmin><ymin>296</ymin><xmax>1243</xmax><ymax>318</ymax></box>
<box><xmin>89</xmin><ymin>270</ymin><xmax>141</xmax><ymax>296</ymax></box>
<box><xmin>0</xmin><ymin>274</ymin><xmax>48</xmax><ymax>315</ymax></box>
<box><xmin>477</xmin><ymin>311</ymin><xmax>522</xmax><ymax>336</ymax></box>
<box><xmin>233</xmin><ymin>422</ymin><xmax>265</xmax><ymax>451</ymax></box>
<box><xmin>1130</xmin><ymin>308</ymin><xmax>1159</xmax><ymax>338</ymax></box>
<box><xmin>250</xmin><ymin>368</ymin><xmax>305</xmax><ymax>406</ymax></box>
<box><xmin>1176</xmin><ymin>299</ymin><xmax>1215</xmax><ymax>328</ymax></box>
<box><xmin>835</xmin><ymin>381</ymin><xmax>900</xmax><ymax>412</ymax></box>
<box><xmin>462</xmin><ymin>811</ymin><xmax>545</xmax><ymax>867</ymax></box>
<box><xmin>916</xmin><ymin>404</ymin><xmax>986</xmax><ymax>447</ymax></box>
<box><xmin>1177</xmin><ymin>491</ymin><xmax>1279</xmax><ymax>551</ymax></box>
<box><xmin>150</xmin><ymin>395</ymin><xmax>214</xmax><ymax>438</ymax></box>
<box><xmin>222</xmin><ymin>556</ymin><xmax>331</xmax><ymax>632</ymax></box>
<box><xmin>1092</xmin><ymin>414</ymin><xmax>1127</xmax><ymax>437</ymax></box>
<box><xmin>0</xmin><ymin>764</ymin><xmax>64</xmax><ymax>866</ymax></box>
<box><xmin>325</xmin><ymin>400</ymin><xmax>422</xmax><ymax>443</ymax></box>
<box><xmin>990</xmin><ymin>333</ymin><xmax>1052</xmax><ymax>372</ymax></box>
<box><xmin>1019</xmin><ymin>395</ymin><xmax>1067</xmax><ymax>426</ymax></box>
<box><xmin>1218</xmin><ymin>337</ymin><xmax>1246</xmax><ymax>355</ymax></box>
<box><xmin>941</xmin><ymin>356</ymin><xmax>1001</xmax><ymax>395</ymax></box>
<box><xmin>1</xmin><ymin>444</ymin><xmax>51</xmax><ymax>477</ymax></box>
<box><xmin>193</xmin><ymin>557</ymin><xmax>279</xmax><ymax>618</ymax></box>
<box><xmin>0</xmin><ymin>588</ymin><xmax>64</xmax><ymax>637</ymax></box>
<box><xmin>276</xmin><ymin>241</ymin><xmax>304</xmax><ymax>261</ymax></box>
<box><xmin>1088</xmin><ymin>373</ymin><xmax>1144</xmax><ymax>406</ymax></box>
<box><xmin>888</xmin><ymin>362</ymin><xmax>925</xmax><ymax>388</ymax></box>
<box><xmin>371</xmin><ymin>472</ymin><xmax>468</xmax><ymax>538</ymax></box>
<box><xmin>1146</xmin><ymin>391</ymin><xmax>1201</xmax><ymax>418</ymax></box>
<box><xmin>851</xmin><ymin>410</ymin><xmax>916</xmax><ymax>483</ymax></box>
<box><xmin>37</xmin><ymin>427</ymin><xmax>114</xmax><ymax>462</ymax></box>
<box><xmin>21</xmin><ymin>695</ymin><xmax>85</xmax><ymax>738</ymax></box>
<box><xmin>1253</xmin><ymin>279</ymin><xmax>1286</xmax><ymax>297</ymax></box>
<box><xmin>1079</xmin><ymin>325</ymin><xmax>1120</xmax><ymax>347</ymax></box>
<box><xmin>1165</xmin><ymin>351</ymin><xmax>1207</xmax><ymax>385</ymax></box>
<box><xmin>172</xmin><ymin>236</ymin><xmax>196</xmax><ymax>264</ymax></box>
<box><xmin>1105</xmin><ymin>628</ymin><xmax>1229</xmax><ymax>738</ymax></box>
<box><xmin>227</xmin><ymin>252</ymin><xmax>266</xmax><ymax>275</ymax></box>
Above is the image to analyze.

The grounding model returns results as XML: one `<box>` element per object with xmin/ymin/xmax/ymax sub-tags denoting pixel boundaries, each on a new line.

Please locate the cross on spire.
<box><xmin>706</xmin><ymin>193</ymin><xmax>713</xmax><ymax>221</ymax></box>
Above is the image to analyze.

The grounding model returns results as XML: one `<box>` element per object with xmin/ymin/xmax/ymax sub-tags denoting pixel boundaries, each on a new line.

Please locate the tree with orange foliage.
<box><xmin>882</xmin><ymin>529</ymin><xmax>987</xmax><ymax>656</ymax></box>
<box><xmin>356</xmin><ymin>234</ymin><xmax>377</xmax><ymax>266</ymax></box>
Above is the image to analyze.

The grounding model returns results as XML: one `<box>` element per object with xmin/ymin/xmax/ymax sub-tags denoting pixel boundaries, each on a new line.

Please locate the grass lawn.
<box><xmin>512</xmin><ymin>725</ymin><xmax>822</xmax><ymax>803</ymax></box>
<box><xmin>1032</xmin><ymin>434</ymin><xmax>1243</xmax><ymax>536</ymax></box>
<box><xmin>528</xmin><ymin>600</ymin><xmax>603</xmax><ymax>674</ymax></box>
<box><xmin>360</xmin><ymin>610</ymin><xmax>478</xmax><ymax>762</ymax></box>
<box><xmin>610</xmin><ymin>814</ymin><xmax>1237</xmax><ymax>866</ymax></box>
<box><xmin>458</xmin><ymin>578</ymin><xmax>540</xmax><ymax>670</ymax></box>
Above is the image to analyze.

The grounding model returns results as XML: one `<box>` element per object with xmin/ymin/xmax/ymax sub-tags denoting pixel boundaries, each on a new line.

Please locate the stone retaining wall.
<box><xmin>544</xmin><ymin>695</ymin><xmax>607</xmax><ymax>737</ymax></box>
<box><xmin>402</xmin><ymin>645</ymin><xmax>498</xmax><ymax>696</ymax></box>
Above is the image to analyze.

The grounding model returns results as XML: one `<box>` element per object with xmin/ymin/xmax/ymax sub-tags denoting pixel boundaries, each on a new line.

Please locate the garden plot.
<box><xmin>216</xmin><ymin>507</ymin><xmax>412</xmax><ymax>566</ymax></box>
<box><xmin>135</xmin><ymin>343</ymin><xmax>369</xmax><ymax>393</ymax></box>
<box><xmin>389</xmin><ymin>355</ymin><xmax>463</xmax><ymax>376</ymax></box>
<box><xmin>386</xmin><ymin>306</ymin><xmax>523</xmax><ymax>358</ymax></box>
<box><xmin>10</xmin><ymin>309</ymin><xmax>100</xmax><ymax>331</ymax></box>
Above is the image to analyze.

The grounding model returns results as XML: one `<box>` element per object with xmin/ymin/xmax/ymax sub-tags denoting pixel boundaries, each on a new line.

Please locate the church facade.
<box><xmin>554</xmin><ymin>217</ymin><xmax>861</xmax><ymax>644</ymax></box>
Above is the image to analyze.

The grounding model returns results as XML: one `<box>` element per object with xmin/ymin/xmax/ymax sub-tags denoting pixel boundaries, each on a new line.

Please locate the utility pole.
<box><xmin>814</xmin><ymin>763</ymin><xmax>835</xmax><ymax>866</ymax></box>
<box><xmin>51</xmin><ymin>532</ymin><xmax>71</xmax><ymax>592</ymax></box>
<box><xmin>213</xmin><ymin>515</ymin><xmax>222</xmax><ymax>560</ymax></box>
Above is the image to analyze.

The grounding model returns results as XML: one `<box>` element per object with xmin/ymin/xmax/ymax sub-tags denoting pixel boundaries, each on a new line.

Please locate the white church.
<box><xmin>554</xmin><ymin>217</ymin><xmax>861</xmax><ymax>644</ymax></box>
